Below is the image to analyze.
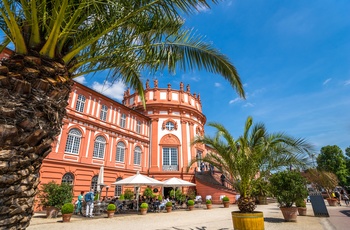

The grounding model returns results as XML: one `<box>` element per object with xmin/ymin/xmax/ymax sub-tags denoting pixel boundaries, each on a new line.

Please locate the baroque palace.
<box><xmin>41</xmin><ymin>79</ymin><xmax>236</xmax><ymax>204</ymax></box>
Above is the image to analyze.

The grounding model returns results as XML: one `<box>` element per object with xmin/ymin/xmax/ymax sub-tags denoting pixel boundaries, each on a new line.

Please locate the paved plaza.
<box><xmin>27</xmin><ymin>202</ymin><xmax>349</xmax><ymax>230</ymax></box>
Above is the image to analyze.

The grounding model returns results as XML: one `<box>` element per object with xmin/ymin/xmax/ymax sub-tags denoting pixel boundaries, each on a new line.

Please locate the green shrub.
<box><xmin>140</xmin><ymin>202</ymin><xmax>148</xmax><ymax>209</ymax></box>
<box><xmin>295</xmin><ymin>199</ymin><xmax>306</xmax><ymax>208</ymax></box>
<box><xmin>119</xmin><ymin>194</ymin><xmax>125</xmax><ymax>200</ymax></box>
<box><xmin>107</xmin><ymin>204</ymin><xmax>116</xmax><ymax>211</ymax></box>
<box><xmin>187</xmin><ymin>200</ymin><xmax>194</xmax><ymax>206</ymax></box>
<box><xmin>158</xmin><ymin>195</ymin><xmax>163</xmax><ymax>201</ymax></box>
<box><xmin>38</xmin><ymin>181</ymin><xmax>73</xmax><ymax>209</ymax></box>
<box><xmin>206</xmin><ymin>199</ymin><xmax>212</xmax><ymax>204</ymax></box>
<box><xmin>165</xmin><ymin>201</ymin><xmax>173</xmax><ymax>207</ymax></box>
<box><xmin>61</xmin><ymin>203</ymin><xmax>74</xmax><ymax>214</ymax></box>
<box><xmin>124</xmin><ymin>189</ymin><xmax>134</xmax><ymax>200</ymax></box>
<box><xmin>143</xmin><ymin>187</ymin><xmax>153</xmax><ymax>198</ymax></box>
<box><xmin>222</xmin><ymin>196</ymin><xmax>229</xmax><ymax>202</ymax></box>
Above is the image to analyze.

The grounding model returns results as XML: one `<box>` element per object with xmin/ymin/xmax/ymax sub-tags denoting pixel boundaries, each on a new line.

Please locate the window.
<box><xmin>64</xmin><ymin>128</ymin><xmax>82</xmax><ymax>154</ymax></box>
<box><xmin>90</xmin><ymin>175</ymin><xmax>98</xmax><ymax>193</ymax></box>
<box><xmin>165</xmin><ymin>121</ymin><xmax>175</xmax><ymax>131</ymax></box>
<box><xmin>133</xmin><ymin>146</ymin><xmax>141</xmax><ymax>165</ymax></box>
<box><xmin>75</xmin><ymin>94</ymin><xmax>86</xmax><ymax>112</ymax></box>
<box><xmin>136</xmin><ymin>120</ymin><xmax>141</xmax><ymax>134</ymax></box>
<box><xmin>100</xmin><ymin>105</ymin><xmax>108</xmax><ymax>121</ymax></box>
<box><xmin>163</xmin><ymin>147</ymin><xmax>178</xmax><ymax>170</ymax></box>
<box><xmin>114</xmin><ymin>177</ymin><xmax>123</xmax><ymax>196</ymax></box>
<box><xmin>61</xmin><ymin>173</ymin><xmax>74</xmax><ymax>185</ymax></box>
<box><xmin>93</xmin><ymin>136</ymin><xmax>106</xmax><ymax>159</ymax></box>
<box><xmin>120</xmin><ymin>114</ymin><xmax>126</xmax><ymax>128</ymax></box>
<box><xmin>116</xmin><ymin>142</ymin><xmax>125</xmax><ymax>162</ymax></box>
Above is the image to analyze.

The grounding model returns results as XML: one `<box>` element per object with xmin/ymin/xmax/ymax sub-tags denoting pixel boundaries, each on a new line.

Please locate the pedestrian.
<box><xmin>220</xmin><ymin>174</ymin><xmax>226</xmax><ymax>186</ymax></box>
<box><xmin>334</xmin><ymin>190</ymin><xmax>341</xmax><ymax>206</ymax></box>
<box><xmin>343</xmin><ymin>194</ymin><xmax>349</xmax><ymax>206</ymax></box>
<box><xmin>84</xmin><ymin>189</ymin><xmax>95</xmax><ymax>217</ymax></box>
<box><xmin>75</xmin><ymin>191</ymin><xmax>84</xmax><ymax>215</ymax></box>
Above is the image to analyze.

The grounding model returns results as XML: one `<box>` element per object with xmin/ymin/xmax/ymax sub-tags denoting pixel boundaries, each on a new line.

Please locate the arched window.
<box><xmin>76</xmin><ymin>94</ymin><xmax>86</xmax><ymax>112</ymax></box>
<box><xmin>134</xmin><ymin>146</ymin><xmax>141</xmax><ymax>165</ymax></box>
<box><xmin>90</xmin><ymin>175</ymin><xmax>98</xmax><ymax>193</ymax></box>
<box><xmin>114</xmin><ymin>177</ymin><xmax>123</xmax><ymax>196</ymax></box>
<box><xmin>116</xmin><ymin>142</ymin><xmax>125</xmax><ymax>162</ymax></box>
<box><xmin>120</xmin><ymin>113</ymin><xmax>126</xmax><ymax>128</ymax></box>
<box><xmin>93</xmin><ymin>136</ymin><xmax>106</xmax><ymax>158</ymax></box>
<box><xmin>62</xmin><ymin>172</ymin><xmax>74</xmax><ymax>185</ymax></box>
<box><xmin>100</xmin><ymin>104</ymin><xmax>108</xmax><ymax>121</ymax></box>
<box><xmin>64</xmin><ymin>128</ymin><xmax>82</xmax><ymax>154</ymax></box>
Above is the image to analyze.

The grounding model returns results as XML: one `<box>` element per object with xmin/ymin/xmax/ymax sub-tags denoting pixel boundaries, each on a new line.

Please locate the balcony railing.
<box><xmin>162</xmin><ymin>165</ymin><xmax>179</xmax><ymax>171</ymax></box>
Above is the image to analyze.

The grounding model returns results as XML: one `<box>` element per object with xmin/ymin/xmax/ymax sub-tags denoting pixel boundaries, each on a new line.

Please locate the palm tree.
<box><xmin>191</xmin><ymin>116</ymin><xmax>314</xmax><ymax>213</ymax></box>
<box><xmin>0</xmin><ymin>1</ymin><xmax>245</xmax><ymax>228</ymax></box>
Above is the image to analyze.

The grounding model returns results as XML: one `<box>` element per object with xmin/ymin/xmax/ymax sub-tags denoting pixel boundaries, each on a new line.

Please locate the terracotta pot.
<box><xmin>297</xmin><ymin>207</ymin><xmax>307</xmax><ymax>216</ymax></box>
<box><xmin>45</xmin><ymin>206</ymin><xmax>59</xmax><ymax>218</ymax></box>
<box><xmin>107</xmin><ymin>210</ymin><xmax>115</xmax><ymax>218</ymax></box>
<box><xmin>280</xmin><ymin>207</ymin><xmax>298</xmax><ymax>222</ymax></box>
<box><xmin>140</xmin><ymin>208</ymin><xmax>147</xmax><ymax>215</ymax></box>
<box><xmin>326</xmin><ymin>198</ymin><xmax>338</xmax><ymax>206</ymax></box>
<box><xmin>188</xmin><ymin>205</ymin><xmax>194</xmax><ymax>211</ymax></box>
<box><xmin>62</xmin><ymin>213</ymin><xmax>72</xmax><ymax>222</ymax></box>
<box><xmin>231</xmin><ymin>211</ymin><xmax>265</xmax><ymax>230</ymax></box>
<box><xmin>206</xmin><ymin>204</ymin><xmax>212</xmax><ymax>210</ymax></box>
<box><xmin>258</xmin><ymin>196</ymin><xmax>268</xmax><ymax>205</ymax></box>
<box><xmin>223</xmin><ymin>201</ymin><xmax>230</xmax><ymax>208</ymax></box>
<box><xmin>166</xmin><ymin>206</ymin><xmax>172</xmax><ymax>213</ymax></box>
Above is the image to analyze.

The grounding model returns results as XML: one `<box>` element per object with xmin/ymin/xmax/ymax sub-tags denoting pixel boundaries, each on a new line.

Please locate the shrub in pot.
<box><xmin>61</xmin><ymin>203</ymin><xmax>74</xmax><ymax>222</ymax></box>
<box><xmin>222</xmin><ymin>196</ymin><xmax>230</xmax><ymax>208</ymax></box>
<box><xmin>165</xmin><ymin>201</ymin><xmax>173</xmax><ymax>212</ymax></box>
<box><xmin>140</xmin><ymin>202</ymin><xmax>148</xmax><ymax>215</ymax></box>
<box><xmin>106</xmin><ymin>204</ymin><xmax>116</xmax><ymax>218</ymax></box>
<box><xmin>269</xmin><ymin>170</ymin><xmax>308</xmax><ymax>222</ymax></box>
<box><xmin>187</xmin><ymin>200</ymin><xmax>194</xmax><ymax>211</ymax></box>
<box><xmin>295</xmin><ymin>199</ymin><xmax>307</xmax><ymax>216</ymax></box>
<box><xmin>206</xmin><ymin>199</ymin><xmax>212</xmax><ymax>209</ymax></box>
<box><xmin>191</xmin><ymin>116</ymin><xmax>313</xmax><ymax>230</ymax></box>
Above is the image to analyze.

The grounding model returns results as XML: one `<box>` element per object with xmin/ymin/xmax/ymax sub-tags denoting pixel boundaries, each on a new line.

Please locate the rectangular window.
<box><xmin>75</xmin><ymin>95</ymin><xmax>86</xmax><ymax>112</ymax></box>
<box><xmin>163</xmin><ymin>148</ymin><xmax>178</xmax><ymax>166</ymax></box>
<box><xmin>136</xmin><ymin>120</ymin><xmax>141</xmax><ymax>134</ymax></box>
<box><xmin>120</xmin><ymin>114</ymin><xmax>126</xmax><ymax>128</ymax></box>
<box><xmin>100</xmin><ymin>105</ymin><xmax>108</xmax><ymax>121</ymax></box>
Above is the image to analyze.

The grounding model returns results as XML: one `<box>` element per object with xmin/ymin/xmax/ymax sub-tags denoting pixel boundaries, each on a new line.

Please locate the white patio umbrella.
<box><xmin>111</xmin><ymin>171</ymin><xmax>163</xmax><ymax>210</ymax></box>
<box><xmin>162</xmin><ymin>177</ymin><xmax>196</xmax><ymax>198</ymax></box>
<box><xmin>97</xmin><ymin>166</ymin><xmax>105</xmax><ymax>193</ymax></box>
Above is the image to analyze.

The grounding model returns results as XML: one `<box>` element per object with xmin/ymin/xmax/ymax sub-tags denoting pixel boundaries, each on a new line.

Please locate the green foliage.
<box><xmin>269</xmin><ymin>170</ymin><xmax>308</xmax><ymax>208</ymax></box>
<box><xmin>165</xmin><ymin>201</ymin><xmax>173</xmax><ymax>207</ymax></box>
<box><xmin>119</xmin><ymin>194</ymin><xmax>125</xmax><ymax>200</ymax></box>
<box><xmin>61</xmin><ymin>203</ymin><xmax>74</xmax><ymax>214</ymax></box>
<box><xmin>295</xmin><ymin>199</ymin><xmax>306</xmax><ymax>208</ymax></box>
<box><xmin>143</xmin><ymin>187</ymin><xmax>153</xmax><ymax>198</ymax></box>
<box><xmin>317</xmin><ymin>145</ymin><xmax>348</xmax><ymax>186</ymax></box>
<box><xmin>222</xmin><ymin>196</ymin><xmax>229</xmax><ymax>202</ymax></box>
<box><xmin>169</xmin><ymin>189</ymin><xmax>187</xmax><ymax>202</ymax></box>
<box><xmin>251</xmin><ymin>178</ymin><xmax>270</xmax><ymax>197</ymax></box>
<box><xmin>187</xmin><ymin>200</ymin><xmax>195</xmax><ymax>206</ymax></box>
<box><xmin>123</xmin><ymin>189</ymin><xmax>134</xmax><ymax>200</ymax></box>
<box><xmin>206</xmin><ymin>199</ymin><xmax>212</xmax><ymax>204</ymax></box>
<box><xmin>107</xmin><ymin>204</ymin><xmax>116</xmax><ymax>211</ymax></box>
<box><xmin>38</xmin><ymin>181</ymin><xmax>73</xmax><ymax>209</ymax></box>
<box><xmin>186</xmin><ymin>189</ymin><xmax>196</xmax><ymax>200</ymax></box>
<box><xmin>303</xmin><ymin>168</ymin><xmax>338</xmax><ymax>199</ymax></box>
<box><xmin>140</xmin><ymin>203</ymin><xmax>148</xmax><ymax>209</ymax></box>
<box><xmin>158</xmin><ymin>195</ymin><xmax>163</xmax><ymax>201</ymax></box>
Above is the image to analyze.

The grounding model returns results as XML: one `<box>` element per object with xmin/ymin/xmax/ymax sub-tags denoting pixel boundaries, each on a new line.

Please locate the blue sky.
<box><xmin>77</xmin><ymin>0</ymin><xmax>350</xmax><ymax>155</ymax></box>
<box><xmin>2</xmin><ymin>1</ymin><xmax>348</xmax><ymax>155</ymax></box>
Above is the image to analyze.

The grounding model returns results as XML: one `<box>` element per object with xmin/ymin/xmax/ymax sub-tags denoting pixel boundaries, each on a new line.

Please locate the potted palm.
<box><xmin>269</xmin><ymin>170</ymin><xmax>309</xmax><ymax>222</ymax></box>
<box><xmin>106</xmin><ymin>204</ymin><xmax>116</xmax><ymax>218</ymax></box>
<box><xmin>140</xmin><ymin>202</ymin><xmax>148</xmax><ymax>215</ymax></box>
<box><xmin>61</xmin><ymin>203</ymin><xmax>74</xmax><ymax>223</ymax></box>
<box><xmin>251</xmin><ymin>178</ymin><xmax>270</xmax><ymax>205</ymax></box>
<box><xmin>222</xmin><ymin>196</ymin><xmax>230</xmax><ymax>208</ymax></box>
<box><xmin>191</xmin><ymin>116</ymin><xmax>313</xmax><ymax>230</ymax></box>
<box><xmin>206</xmin><ymin>199</ymin><xmax>212</xmax><ymax>209</ymax></box>
<box><xmin>165</xmin><ymin>201</ymin><xmax>173</xmax><ymax>212</ymax></box>
<box><xmin>187</xmin><ymin>200</ymin><xmax>195</xmax><ymax>211</ymax></box>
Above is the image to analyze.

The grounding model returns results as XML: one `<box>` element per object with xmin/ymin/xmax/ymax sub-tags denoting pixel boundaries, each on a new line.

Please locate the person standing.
<box><xmin>220</xmin><ymin>174</ymin><xmax>226</xmax><ymax>186</ymax></box>
<box><xmin>85</xmin><ymin>189</ymin><xmax>95</xmax><ymax>217</ymax></box>
<box><xmin>75</xmin><ymin>191</ymin><xmax>84</xmax><ymax>215</ymax></box>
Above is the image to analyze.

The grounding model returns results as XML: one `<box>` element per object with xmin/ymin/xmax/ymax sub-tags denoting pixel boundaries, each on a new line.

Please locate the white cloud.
<box><xmin>74</xmin><ymin>76</ymin><xmax>87</xmax><ymax>84</ymax></box>
<box><xmin>323</xmin><ymin>78</ymin><xmax>332</xmax><ymax>85</ymax></box>
<box><xmin>214</xmin><ymin>82</ymin><xmax>221</xmax><ymax>87</ymax></box>
<box><xmin>229</xmin><ymin>97</ymin><xmax>241</xmax><ymax>104</ymax></box>
<box><xmin>243</xmin><ymin>102</ymin><xmax>254</xmax><ymax>107</ymax></box>
<box><xmin>91</xmin><ymin>80</ymin><xmax>126</xmax><ymax>101</ymax></box>
<box><xmin>345</xmin><ymin>80</ymin><xmax>350</xmax><ymax>86</ymax></box>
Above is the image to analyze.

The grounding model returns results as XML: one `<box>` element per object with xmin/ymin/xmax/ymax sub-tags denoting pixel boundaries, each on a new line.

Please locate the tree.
<box><xmin>0</xmin><ymin>1</ymin><xmax>245</xmax><ymax>228</ymax></box>
<box><xmin>317</xmin><ymin>145</ymin><xmax>348</xmax><ymax>186</ymax></box>
<box><xmin>191</xmin><ymin>116</ymin><xmax>313</xmax><ymax>213</ymax></box>
<box><xmin>303</xmin><ymin>168</ymin><xmax>338</xmax><ymax>199</ymax></box>
<box><xmin>345</xmin><ymin>146</ymin><xmax>350</xmax><ymax>185</ymax></box>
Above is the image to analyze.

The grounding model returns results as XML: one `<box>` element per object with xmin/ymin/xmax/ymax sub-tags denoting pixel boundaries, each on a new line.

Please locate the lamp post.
<box><xmin>105</xmin><ymin>186</ymin><xmax>109</xmax><ymax>199</ymax></box>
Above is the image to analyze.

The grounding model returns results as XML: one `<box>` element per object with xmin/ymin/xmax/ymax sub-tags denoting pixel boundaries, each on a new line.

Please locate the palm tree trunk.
<box><xmin>0</xmin><ymin>54</ymin><xmax>72</xmax><ymax>229</ymax></box>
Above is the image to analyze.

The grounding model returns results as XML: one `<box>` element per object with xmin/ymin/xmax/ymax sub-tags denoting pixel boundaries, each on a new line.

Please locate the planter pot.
<box><xmin>231</xmin><ymin>211</ymin><xmax>264</xmax><ymax>230</ymax></box>
<box><xmin>166</xmin><ymin>206</ymin><xmax>172</xmax><ymax>213</ymax></box>
<box><xmin>188</xmin><ymin>205</ymin><xmax>194</xmax><ymax>211</ymax></box>
<box><xmin>140</xmin><ymin>208</ymin><xmax>147</xmax><ymax>215</ymax></box>
<box><xmin>297</xmin><ymin>207</ymin><xmax>307</xmax><ymax>216</ymax></box>
<box><xmin>107</xmin><ymin>210</ymin><xmax>115</xmax><ymax>218</ymax></box>
<box><xmin>258</xmin><ymin>196</ymin><xmax>268</xmax><ymax>205</ymax></box>
<box><xmin>280</xmin><ymin>207</ymin><xmax>298</xmax><ymax>222</ymax></box>
<box><xmin>62</xmin><ymin>213</ymin><xmax>73</xmax><ymax>222</ymax></box>
<box><xmin>206</xmin><ymin>204</ymin><xmax>212</xmax><ymax>210</ymax></box>
<box><xmin>326</xmin><ymin>198</ymin><xmax>338</xmax><ymax>206</ymax></box>
<box><xmin>45</xmin><ymin>206</ymin><xmax>59</xmax><ymax>218</ymax></box>
<box><xmin>223</xmin><ymin>201</ymin><xmax>230</xmax><ymax>208</ymax></box>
